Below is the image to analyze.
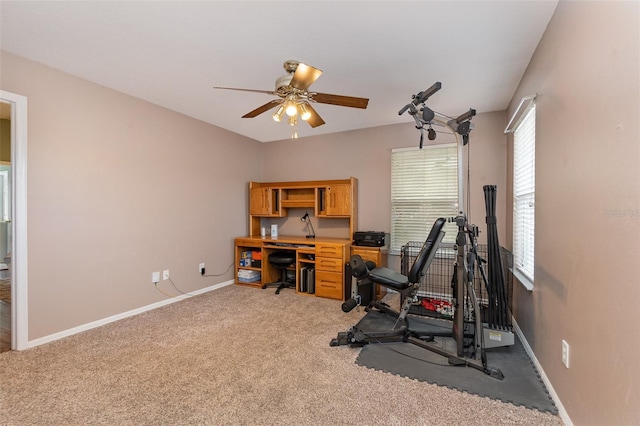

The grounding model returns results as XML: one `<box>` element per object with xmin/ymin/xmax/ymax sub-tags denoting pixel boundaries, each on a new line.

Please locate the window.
<box><xmin>512</xmin><ymin>103</ymin><xmax>536</xmax><ymax>287</ymax></box>
<box><xmin>390</xmin><ymin>144</ymin><xmax>461</xmax><ymax>254</ymax></box>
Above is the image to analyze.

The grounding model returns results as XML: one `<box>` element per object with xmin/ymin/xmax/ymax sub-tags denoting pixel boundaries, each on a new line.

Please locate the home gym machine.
<box><xmin>330</xmin><ymin>82</ymin><xmax>509</xmax><ymax>379</ymax></box>
<box><xmin>332</xmin><ymin>215</ymin><xmax>503</xmax><ymax>379</ymax></box>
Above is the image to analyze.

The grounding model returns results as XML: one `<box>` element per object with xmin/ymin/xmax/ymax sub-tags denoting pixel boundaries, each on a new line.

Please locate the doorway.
<box><xmin>0</xmin><ymin>103</ymin><xmax>11</xmax><ymax>352</ymax></box>
<box><xmin>0</xmin><ymin>90</ymin><xmax>28</xmax><ymax>351</ymax></box>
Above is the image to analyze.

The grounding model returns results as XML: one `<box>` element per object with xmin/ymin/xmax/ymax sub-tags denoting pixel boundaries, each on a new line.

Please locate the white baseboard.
<box><xmin>27</xmin><ymin>280</ymin><xmax>234</xmax><ymax>349</ymax></box>
<box><xmin>511</xmin><ymin>316</ymin><xmax>573</xmax><ymax>426</ymax></box>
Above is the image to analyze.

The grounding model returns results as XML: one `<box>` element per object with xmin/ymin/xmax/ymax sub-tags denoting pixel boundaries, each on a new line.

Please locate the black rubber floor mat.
<box><xmin>355</xmin><ymin>313</ymin><xmax>558</xmax><ymax>414</ymax></box>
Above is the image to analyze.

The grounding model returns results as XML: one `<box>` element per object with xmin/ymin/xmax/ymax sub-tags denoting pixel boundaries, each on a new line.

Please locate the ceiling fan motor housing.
<box><xmin>283</xmin><ymin>60</ymin><xmax>300</xmax><ymax>73</ymax></box>
<box><xmin>275</xmin><ymin>75</ymin><xmax>294</xmax><ymax>92</ymax></box>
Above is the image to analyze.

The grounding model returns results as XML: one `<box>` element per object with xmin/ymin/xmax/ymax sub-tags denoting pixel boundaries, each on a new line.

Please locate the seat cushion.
<box><xmin>368</xmin><ymin>267</ymin><xmax>410</xmax><ymax>291</ymax></box>
<box><xmin>269</xmin><ymin>251</ymin><xmax>296</xmax><ymax>266</ymax></box>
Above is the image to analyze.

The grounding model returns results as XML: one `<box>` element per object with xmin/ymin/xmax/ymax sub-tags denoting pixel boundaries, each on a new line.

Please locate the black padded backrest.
<box><xmin>407</xmin><ymin>218</ymin><xmax>446</xmax><ymax>284</ymax></box>
<box><xmin>349</xmin><ymin>255</ymin><xmax>369</xmax><ymax>278</ymax></box>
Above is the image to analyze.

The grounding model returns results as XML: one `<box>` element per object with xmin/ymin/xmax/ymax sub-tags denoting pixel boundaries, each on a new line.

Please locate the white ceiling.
<box><xmin>0</xmin><ymin>1</ymin><xmax>558</xmax><ymax>142</ymax></box>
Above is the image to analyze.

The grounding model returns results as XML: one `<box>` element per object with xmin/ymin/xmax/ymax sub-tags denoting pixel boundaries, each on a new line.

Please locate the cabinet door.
<box><xmin>250</xmin><ymin>187</ymin><xmax>270</xmax><ymax>215</ymax></box>
<box><xmin>324</xmin><ymin>184</ymin><xmax>351</xmax><ymax>216</ymax></box>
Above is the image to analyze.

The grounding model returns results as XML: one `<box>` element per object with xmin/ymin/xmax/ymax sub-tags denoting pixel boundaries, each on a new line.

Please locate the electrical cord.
<box><xmin>202</xmin><ymin>262</ymin><xmax>233</xmax><ymax>277</ymax></box>
<box><xmin>154</xmin><ymin>282</ymin><xmax>177</xmax><ymax>298</ymax></box>
<box><xmin>154</xmin><ymin>277</ymin><xmax>197</xmax><ymax>298</ymax></box>
<box><xmin>154</xmin><ymin>276</ymin><xmax>205</xmax><ymax>299</ymax></box>
<box><xmin>167</xmin><ymin>277</ymin><xmax>196</xmax><ymax>296</ymax></box>
<box><xmin>154</xmin><ymin>262</ymin><xmax>234</xmax><ymax>298</ymax></box>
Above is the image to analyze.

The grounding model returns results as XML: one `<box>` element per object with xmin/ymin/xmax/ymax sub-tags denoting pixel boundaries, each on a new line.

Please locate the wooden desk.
<box><xmin>234</xmin><ymin>236</ymin><xmax>352</xmax><ymax>300</ymax></box>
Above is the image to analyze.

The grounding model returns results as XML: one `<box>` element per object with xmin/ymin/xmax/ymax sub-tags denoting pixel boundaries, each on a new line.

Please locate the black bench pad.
<box><xmin>368</xmin><ymin>267</ymin><xmax>410</xmax><ymax>291</ymax></box>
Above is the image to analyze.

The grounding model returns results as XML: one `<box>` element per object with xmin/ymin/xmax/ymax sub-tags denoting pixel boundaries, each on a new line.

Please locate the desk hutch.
<box><xmin>235</xmin><ymin>177</ymin><xmax>386</xmax><ymax>301</ymax></box>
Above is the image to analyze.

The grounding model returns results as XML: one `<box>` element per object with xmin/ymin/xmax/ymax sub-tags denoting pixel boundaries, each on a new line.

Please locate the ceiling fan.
<box><xmin>214</xmin><ymin>60</ymin><xmax>369</xmax><ymax>134</ymax></box>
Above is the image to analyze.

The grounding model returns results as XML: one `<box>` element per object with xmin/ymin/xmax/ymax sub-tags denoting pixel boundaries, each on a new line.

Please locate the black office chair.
<box><xmin>262</xmin><ymin>250</ymin><xmax>296</xmax><ymax>294</ymax></box>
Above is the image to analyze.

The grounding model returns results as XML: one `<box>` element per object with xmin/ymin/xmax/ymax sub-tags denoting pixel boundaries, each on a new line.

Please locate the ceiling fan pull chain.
<box><xmin>289</xmin><ymin>114</ymin><xmax>299</xmax><ymax>139</ymax></box>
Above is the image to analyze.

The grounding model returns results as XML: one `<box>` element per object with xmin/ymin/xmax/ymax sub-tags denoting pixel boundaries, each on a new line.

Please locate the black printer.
<box><xmin>353</xmin><ymin>231</ymin><xmax>385</xmax><ymax>247</ymax></box>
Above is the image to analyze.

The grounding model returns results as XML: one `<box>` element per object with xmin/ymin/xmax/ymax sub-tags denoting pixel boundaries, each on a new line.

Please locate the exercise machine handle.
<box><xmin>342</xmin><ymin>295</ymin><xmax>361</xmax><ymax>313</ymax></box>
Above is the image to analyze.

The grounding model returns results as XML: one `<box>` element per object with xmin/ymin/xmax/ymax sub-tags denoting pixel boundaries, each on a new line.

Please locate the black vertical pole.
<box><xmin>484</xmin><ymin>185</ymin><xmax>508</xmax><ymax>329</ymax></box>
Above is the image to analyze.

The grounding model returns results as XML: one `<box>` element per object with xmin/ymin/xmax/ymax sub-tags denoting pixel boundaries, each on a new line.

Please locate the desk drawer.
<box><xmin>351</xmin><ymin>246</ymin><xmax>387</xmax><ymax>269</ymax></box>
<box><xmin>351</xmin><ymin>247</ymin><xmax>378</xmax><ymax>263</ymax></box>
<box><xmin>315</xmin><ymin>271</ymin><xmax>343</xmax><ymax>300</ymax></box>
<box><xmin>235</xmin><ymin>238</ymin><xmax>262</xmax><ymax>247</ymax></box>
<box><xmin>316</xmin><ymin>257</ymin><xmax>343</xmax><ymax>273</ymax></box>
<box><xmin>316</xmin><ymin>243</ymin><xmax>343</xmax><ymax>258</ymax></box>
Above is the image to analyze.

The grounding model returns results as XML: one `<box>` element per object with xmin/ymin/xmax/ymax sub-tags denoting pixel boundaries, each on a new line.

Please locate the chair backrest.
<box><xmin>407</xmin><ymin>218</ymin><xmax>446</xmax><ymax>284</ymax></box>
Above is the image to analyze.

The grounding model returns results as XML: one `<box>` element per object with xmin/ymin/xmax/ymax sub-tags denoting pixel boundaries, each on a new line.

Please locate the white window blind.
<box><xmin>391</xmin><ymin>144</ymin><xmax>460</xmax><ymax>254</ymax></box>
<box><xmin>513</xmin><ymin>104</ymin><xmax>536</xmax><ymax>284</ymax></box>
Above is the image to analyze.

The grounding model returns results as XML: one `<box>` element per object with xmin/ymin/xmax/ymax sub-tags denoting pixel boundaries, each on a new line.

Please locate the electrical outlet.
<box><xmin>152</xmin><ymin>271</ymin><xmax>160</xmax><ymax>283</ymax></box>
<box><xmin>562</xmin><ymin>340</ymin><xmax>570</xmax><ymax>368</ymax></box>
<box><xmin>199</xmin><ymin>262</ymin><xmax>205</xmax><ymax>275</ymax></box>
<box><xmin>162</xmin><ymin>270</ymin><xmax>170</xmax><ymax>280</ymax></box>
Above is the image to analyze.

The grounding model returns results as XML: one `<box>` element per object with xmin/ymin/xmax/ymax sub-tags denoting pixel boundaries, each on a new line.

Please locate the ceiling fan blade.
<box><xmin>242</xmin><ymin>99</ymin><xmax>283</xmax><ymax>118</ymax></box>
<box><xmin>303</xmin><ymin>103</ymin><xmax>325</xmax><ymax>128</ymax></box>
<box><xmin>312</xmin><ymin>92</ymin><xmax>369</xmax><ymax>109</ymax></box>
<box><xmin>289</xmin><ymin>63</ymin><xmax>323</xmax><ymax>91</ymax></box>
<box><xmin>214</xmin><ymin>86</ymin><xmax>278</xmax><ymax>96</ymax></box>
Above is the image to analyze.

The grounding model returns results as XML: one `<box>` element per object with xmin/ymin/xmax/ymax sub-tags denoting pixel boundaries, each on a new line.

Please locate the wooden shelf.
<box><xmin>238</xmin><ymin>266</ymin><xmax>261</xmax><ymax>271</ymax></box>
<box><xmin>281</xmin><ymin>199</ymin><xmax>315</xmax><ymax>208</ymax></box>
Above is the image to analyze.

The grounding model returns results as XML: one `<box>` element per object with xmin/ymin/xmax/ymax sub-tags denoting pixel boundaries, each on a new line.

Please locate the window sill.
<box><xmin>511</xmin><ymin>267</ymin><xmax>534</xmax><ymax>291</ymax></box>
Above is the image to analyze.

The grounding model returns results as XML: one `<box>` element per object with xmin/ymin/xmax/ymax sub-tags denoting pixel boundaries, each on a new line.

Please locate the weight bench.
<box><xmin>331</xmin><ymin>217</ymin><xmax>446</xmax><ymax>346</ymax></box>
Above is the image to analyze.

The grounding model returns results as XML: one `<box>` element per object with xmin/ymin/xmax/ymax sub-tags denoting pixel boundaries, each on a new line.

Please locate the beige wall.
<box><xmin>262</xmin><ymin>111</ymin><xmax>508</xmax><ymax>249</ymax></box>
<box><xmin>0</xmin><ymin>51</ymin><xmax>263</xmax><ymax>340</ymax></box>
<box><xmin>507</xmin><ymin>1</ymin><xmax>640</xmax><ymax>424</ymax></box>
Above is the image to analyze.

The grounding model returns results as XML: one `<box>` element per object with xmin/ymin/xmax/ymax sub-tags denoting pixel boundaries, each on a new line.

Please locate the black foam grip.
<box><xmin>342</xmin><ymin>298</ymin><xmax>358</xmax><ymax>313</ymax></box>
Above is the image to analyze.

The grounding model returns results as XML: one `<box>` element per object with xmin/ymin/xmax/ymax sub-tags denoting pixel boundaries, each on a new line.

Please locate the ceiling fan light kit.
<box><xmin>298</xmin><ymin>102</ymin><xmax>311</xmax><ymax>121</ymax></box>
<box><xmin>284</xmin><ymin>97</ymin><xmax>298</xmax><ymax>117</ymax></box>
<box><xmin>272</xmin><ymin>104</ymin><xmax>285</xmax><ymax>122</ymax></box>
<box><xmin>214</xmin><ymin>60</ymin><xmax>369</xmax><ymax>139</ymax></box>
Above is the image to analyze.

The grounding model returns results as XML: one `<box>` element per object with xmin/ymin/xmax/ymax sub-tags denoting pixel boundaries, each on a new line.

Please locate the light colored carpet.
<box><xmin>0</xmin><ymin>278</ymin><xmax>10</xmax><ymax>304</ymax></box>
<box><xmin>0</xmin><ymin>285</ymin><xmax>562</xmax><ymax>425</ymax></box>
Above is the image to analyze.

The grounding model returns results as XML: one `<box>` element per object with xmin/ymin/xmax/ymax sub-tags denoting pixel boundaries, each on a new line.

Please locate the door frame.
<box><xmin>0</xmin><ymin>90</ymin><xmax>28</xmax><ymax>350</ymax></box>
